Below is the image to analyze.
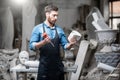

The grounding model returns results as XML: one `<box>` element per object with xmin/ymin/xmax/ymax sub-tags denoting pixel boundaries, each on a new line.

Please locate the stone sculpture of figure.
<box><xmin>19</xmin><ymin>51</ymin><xmax>29</xmax><ymax>64</ymax></box>
<box><xmin>10</xmin><ymin>51</ymin><xmax>39</xmax><ymax>80</ymax></box>
<box><xmin>11</xmin><ymin>51</ymin><xmax>39</xmax><ymax>71</ymax></box>
<box><xmin>11</xmin><ymin>51</ymin><xmax>29</xmax><ymax>71</ymax></box>
<box><xmin>10</xmin><ymin>51</ymin><xmax>29</xmax><ymax>80</ymax></box>
<box><xmin>19</xmin><ymin>51</ymin><xmax>39</xmax><ymax>67</ymax></box>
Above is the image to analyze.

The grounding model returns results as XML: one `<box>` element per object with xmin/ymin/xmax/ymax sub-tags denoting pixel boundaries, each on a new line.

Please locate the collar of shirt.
<box><xmin>43</xmin><ymin>22</ymin><xmax>55</xmax><ymax>30</ymax></box>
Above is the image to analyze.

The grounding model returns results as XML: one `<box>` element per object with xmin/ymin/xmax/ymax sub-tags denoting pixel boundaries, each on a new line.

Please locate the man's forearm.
<box><xmin>66</xmin><ymin>43</ymin><xmax>74</xmax><ymax>50</ymax></box>
<box><xmin>66</xmin><ymin>40</ymin><xmax>76</xmax><ymax>50</ymax></box>
<box><xmin>35</xmin><ymin>40</ymin><xmax>46</xmax><ymax>49</ymax></box>
<box><xmin>35</xmin><ymin>36</ymin><xmax>51</xmax><ymax>49</ymax></box>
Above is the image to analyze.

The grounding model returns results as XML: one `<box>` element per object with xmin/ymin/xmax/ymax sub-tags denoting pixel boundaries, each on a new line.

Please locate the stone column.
<box><xmin>0</xmin><ymin>7</ymin><xmax>14</xmax><ymax>49</ymax></box>
<box><xmin>21</xmin><ymin>1</ymin><xmax>37</xmax><ymax>51</ymax></box>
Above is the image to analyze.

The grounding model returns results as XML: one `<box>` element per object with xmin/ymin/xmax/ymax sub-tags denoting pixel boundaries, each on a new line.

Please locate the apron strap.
<box><xmin>42</xmin><ymin>23</ymin><xmax>59</xmax><ymax>39</ymax></box>
<box><xmin>42</xmin><ymin>23</ymin><xmax>45</xmax><ymax>33</ymax></box>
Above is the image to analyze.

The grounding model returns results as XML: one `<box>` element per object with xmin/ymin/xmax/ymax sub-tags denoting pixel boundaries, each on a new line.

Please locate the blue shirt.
<box><xmin>29</xmin><ymin>23</ymin><xmax>69</xmax><ymax>50</ymax></box>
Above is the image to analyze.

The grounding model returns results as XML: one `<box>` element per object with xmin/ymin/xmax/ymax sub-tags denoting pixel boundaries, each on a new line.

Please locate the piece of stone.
<box><xmin>70</xmin><ymin>40</ymin><xmax>90</xmax><ymax>80</ymax></box>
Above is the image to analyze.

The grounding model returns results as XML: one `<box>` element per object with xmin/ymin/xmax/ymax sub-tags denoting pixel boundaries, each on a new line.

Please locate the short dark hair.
<box><xmin>44</xmin><ymin>5</ymin><xmax>58</xmax><ymax>13</ymax></box>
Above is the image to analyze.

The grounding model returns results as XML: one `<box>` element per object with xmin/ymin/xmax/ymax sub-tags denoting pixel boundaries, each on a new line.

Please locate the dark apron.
<box><xmin>37</xmin><ymin>23</ymin><xmax>64</xmax><ymax>80</ymax></box>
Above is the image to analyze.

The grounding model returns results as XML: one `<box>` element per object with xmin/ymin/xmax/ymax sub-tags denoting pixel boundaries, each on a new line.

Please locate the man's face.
<box><xmin>46</xmin><ymin>11</ymin><xmax>58</xmax><ymax>25</ymax></box>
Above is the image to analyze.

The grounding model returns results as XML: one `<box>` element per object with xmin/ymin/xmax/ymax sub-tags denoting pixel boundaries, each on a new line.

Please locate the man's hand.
<box><xmin>34</xmin><ymin>33</ymin><xmax>51</xmax><ymax>49</ymax></box>
<box><xmin>66</xmin><ymin>38</ymin><xmax>77</xmax><ymax>50</ymax></box>
<box><xmin>43</xmin><ymin>36</ymin><xmax>51</xmax><ymax>44</ymax></box>
<box><xmin>42</xmin><ymin>32</ymin><xmax>54</xmax><ymax>47</ymax></box>
<box><xmin>42</xmin><ymin>32</ymin><xmax>51</xmax><ymax>44</ymax></box>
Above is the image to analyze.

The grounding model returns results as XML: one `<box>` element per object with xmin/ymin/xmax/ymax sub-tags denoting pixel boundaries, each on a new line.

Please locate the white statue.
<box><xmin>11</xmin><ymin>51</ymin><xmax>29</xmax><ymax>71</ymax></box>
<box><xmin>19</xmin><ymin>51</ymin><xmax>29</xmax><ymax>64</ymax></box>
<box><xmin>10</xmin><ymin>51</ymin><xmax>39</xmax><ymax>72</ymax></box>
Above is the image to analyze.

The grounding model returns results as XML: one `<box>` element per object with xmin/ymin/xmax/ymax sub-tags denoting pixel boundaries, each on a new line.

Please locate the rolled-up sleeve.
<box><xmin>29</xmin><ymin>26</ymin><xmax>41</xmax><ymax>50</ymax></box>
<box><xmin>58</xmin><ymin>28</ymin><xmax>69</xmax><ymax>49</ymax></box>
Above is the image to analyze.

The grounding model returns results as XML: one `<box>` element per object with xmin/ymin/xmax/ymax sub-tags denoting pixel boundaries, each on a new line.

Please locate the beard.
<box><xmin>48</xmin><ymin>17</ymin><xmax>56</xmax><ymax>26</ymax></box>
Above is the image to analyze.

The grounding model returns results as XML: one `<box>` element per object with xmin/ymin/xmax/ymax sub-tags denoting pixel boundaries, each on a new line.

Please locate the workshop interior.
<box><xmin>0</xmin><ymin>0</ymin><xmax>120</xmax><ymax>80</ymax></box>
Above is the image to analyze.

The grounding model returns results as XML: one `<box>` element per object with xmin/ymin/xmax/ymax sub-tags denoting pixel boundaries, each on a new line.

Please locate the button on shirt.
<box><xmin>29</xmin><ymin>23</ymin><xmax>69</xmax><ymax>50</ymax></box>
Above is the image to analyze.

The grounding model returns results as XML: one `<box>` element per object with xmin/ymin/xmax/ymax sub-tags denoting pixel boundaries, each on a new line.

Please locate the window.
<box><xmin>109</xmin><ymin>1</ymin><xmax>120</xmax><ymax>29</ymax></box>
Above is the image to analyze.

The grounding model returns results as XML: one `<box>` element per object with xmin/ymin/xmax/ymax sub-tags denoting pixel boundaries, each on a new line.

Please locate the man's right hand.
<box><xmin>42</xmin><ymin>32</ymin><xmax>52</xmax><ymax>45</ymax></box>
<box><xmin>43</xmin><ymin>36</ymin><xmax>51</xmax><ymax>45</ymax></box>
<box><xmin>34</xmin><ymin>36</ymin><xmax>51</xmax><ymax>49</ymax></box>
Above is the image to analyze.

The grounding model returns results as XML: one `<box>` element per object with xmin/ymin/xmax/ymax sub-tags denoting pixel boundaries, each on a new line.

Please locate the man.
<box><xmin>29</xmin><ymin>4</ymin><xmax>76</xmax><ymax>80</ymax></box>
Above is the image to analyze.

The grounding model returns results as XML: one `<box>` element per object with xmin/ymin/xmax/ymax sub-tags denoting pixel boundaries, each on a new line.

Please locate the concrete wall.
<box><xmin>42</xmin><ymin>0</ymin><xmax>91</xmax><ymax>8</ymax></box>
<box><xmin>57</xmin><ymin>9</ymin><xmax>79</xmax><ymax>29</ymax></box>
<box><xmin>39</xmin><ymin>0</ymin><xmax>92</xmax><ymax>29</ymax></box>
